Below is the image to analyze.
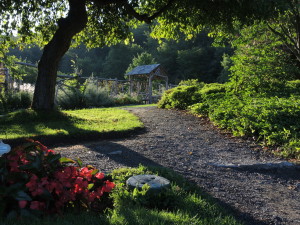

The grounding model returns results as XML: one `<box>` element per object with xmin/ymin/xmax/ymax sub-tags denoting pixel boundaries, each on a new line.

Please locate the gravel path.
<box><xmin>53</xmin><ymin>106</ymin><xmax>300</xmax><ymax>225</ymax></box>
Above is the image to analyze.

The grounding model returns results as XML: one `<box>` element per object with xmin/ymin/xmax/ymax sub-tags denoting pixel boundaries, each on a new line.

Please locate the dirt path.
<box><xmin>54</xmin><ymin>106</ymin><xmax>300</xmax><ymax>225</ymax></box>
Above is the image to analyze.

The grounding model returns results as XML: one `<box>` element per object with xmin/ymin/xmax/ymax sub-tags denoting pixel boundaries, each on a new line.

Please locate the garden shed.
<box><xmin>126</xmin><ymin>64</ymin><xmax>168</xmax><ymax>103</ymax></box>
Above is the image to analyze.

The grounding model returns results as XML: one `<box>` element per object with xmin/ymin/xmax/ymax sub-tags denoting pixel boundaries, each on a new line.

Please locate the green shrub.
<box><xmin>0</xmin><ymin>91</ymin><xmax>32</xmax><ymax>114</ymax></box>
<box><xmin>84</xmin><ymin>84</ymin><xmax>114</xmax><ymax>107</ymax></box>
<box><xmin>178</xmin><ymin>79</ymin><xmax>205</xmax><ymax>87</ymax></box>
<box><xmin>158</xmin><ymin>85</ymin><xmax>202</xmax><ymax>110</ymax></box>
<box><xmin>57</xmin><ymin>83</ymin><xmax>144</xmax><ymax>109</ymax></box>
<box><xmin>190</xmin><ymin>94</ymin><xmax>300</xmax><ymax>159</ymax></box>
<box><xmin>158</xmin><ymin>83</ymin><xmax>227</xmax><ymax>110</ymax></box>
<box><xmin>56</xmin><ymin>88</ymin><xmax>86</xmax><ymax>110</ymax></box>
<box><xmin>198</xmin><ymin>83</ymin><xmax>227</xmax><ymax>95</ymax></box>
<box><xmin>114</xmin><ymin>93</ymin><xmax>142</xmax><ymax>105</ymax></box>
<box><xmin>161</xmin><ymin>80</ymin><xmax>300</xmax><ymax>159</ymax></box>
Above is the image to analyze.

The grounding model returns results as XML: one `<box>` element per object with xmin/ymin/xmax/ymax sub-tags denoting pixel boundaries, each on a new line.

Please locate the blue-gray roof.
<box><xmin>126</xmin><ymin>64</ymin><xmax>160</xmax><ymax>76</ymax></box>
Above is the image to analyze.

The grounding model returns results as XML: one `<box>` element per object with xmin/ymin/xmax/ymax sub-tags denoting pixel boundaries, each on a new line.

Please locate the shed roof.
<box><xmin>126</xmin><ymin>64</ymin><xmax>160</xmax><ymax>76</ymax></box>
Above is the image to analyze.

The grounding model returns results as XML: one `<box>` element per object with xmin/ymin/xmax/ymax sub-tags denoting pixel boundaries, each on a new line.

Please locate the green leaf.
<box><xmin>91</xmin><ymin>169</ymin><xmax>99</xmax><ymax>175</ymax></box>
<box><xmin>76</xmin><ymin>158</ymin><xmax>83</xmax><ymax>167</ymax></box>
<box><xmin>19</xmin><ymin>155</ymin><xmax>42</xmax><ymax>171</ymax></box>
<box><xmin>88</xmin><ymin>183</ymin><xmax>94</xmax><ymax>190</ymax></box>
<box><xmin>59</xmin><ymin>157</ymin><xmax>76</xmax><ymax>164</ymax></box>
<box><xmin>14</xmin><ymin>191</ymin><xmax>32</xmax><ymax>201</ymax></box>
<box><xmin>45</xmin><ymin>153</ymin><xmax>61</xmax><ymax>164</ymax></box>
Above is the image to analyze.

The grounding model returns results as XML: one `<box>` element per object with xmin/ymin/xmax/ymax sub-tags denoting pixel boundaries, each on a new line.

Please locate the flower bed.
<box><xmin>0</xmin><ymin>140</ymin><xmax>115</xmax><ymax>218</ymax></box>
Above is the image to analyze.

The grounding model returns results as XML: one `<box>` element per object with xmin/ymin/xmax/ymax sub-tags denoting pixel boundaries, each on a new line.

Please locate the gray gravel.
<box><xmin>54</xmin><ymin>106</ymin><xmax>300</xmax><ymax>225</ymax></box>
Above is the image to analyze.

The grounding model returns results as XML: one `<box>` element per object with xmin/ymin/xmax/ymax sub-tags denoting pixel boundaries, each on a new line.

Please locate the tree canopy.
<box><xmin>0</xmin><ymin>0</ymin><xmax>288</xmax><ymax>110</ymax></box>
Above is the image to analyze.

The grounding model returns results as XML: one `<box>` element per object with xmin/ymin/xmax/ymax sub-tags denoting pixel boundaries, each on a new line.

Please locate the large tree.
<box><xmin>0</xmin><ymin>0</ymin><xmax>280</xmax><ymax>110</ymax></box>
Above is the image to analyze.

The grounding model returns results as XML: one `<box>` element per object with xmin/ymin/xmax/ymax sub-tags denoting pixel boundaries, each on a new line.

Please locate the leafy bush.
<box><xmin>57</xmin><ymin>83</ymin><xmax>143</xmax><ymax>109</ymax></box>
<box><xmin>158</xmin><ymin>85</ymin><xmax>202</xmax><ymax>110</ymax></box>
<box><xmin>228</xmin><ymin>22</ymin><xmax>297</xmax><ymax>97</ymax></box>
<box><xmin>114</xmin><ymin>93</ymin><xmax>142</xmax><ymax>105</ymax></box>
<box><xmin>0</xmin><ymin>91</ymin><xmax>32</xmax><ymax>114</ymax></box>
<box><xmin>190</xmin><ymin>94</ymin><xmax>300</xmax><ymax>159</ymax></box>
<box><xmin>84</xmin><ymin>84</ymin><xmax>114</xmax><ymax>107</ymax></box>
<box><xmin>160</xmin><ymin>81</ymin><xmax>300</xmax><ymax>159</ymax></box>
<box><xmin>56</xmin><ymin>88</ymin><xmax>86</xmax><ymax>110</ymax></box>
<box><xmin>0</xmin><ymin>140</ymin><xmax>115</xmax><ymax>218</ymax></box>
<box><xmin>178</xmin><ymin>79</ymin><xmax>204</xmax><ymax>87</ymax></box>
<box><xmin>158</xmin><ymin>83</ymin><xmax>226</xmax><ymax>110</ymax></box>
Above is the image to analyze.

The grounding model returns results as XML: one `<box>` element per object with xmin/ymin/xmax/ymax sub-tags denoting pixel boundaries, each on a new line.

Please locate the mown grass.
<box><xmin>1</xmin><ymin>166</ymin><xmax>242</xmax><ymax>225</ymax></box>
<box><xmin>0</xmin><ymin>108</ymin><xmax>143</xmax><ymax>141</ymax></box>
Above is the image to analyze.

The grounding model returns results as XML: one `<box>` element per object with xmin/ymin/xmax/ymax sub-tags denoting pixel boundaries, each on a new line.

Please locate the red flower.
<box><xmin>47</xmin><ymin>149</ymin><xmax>55</xmax><ymax>153</ymax></box>
<box><xmin>18</xmin><ymin>200</ymin><xmax>27</xmax><ymax>209</ymax></box>
<box><xmin>26</xmin><ymin>175</ymin><xmax>38</xmax><ymax>191</ymax></box>
<box><xmin>79</xmin><ymin>167</ymin><xmax>93</xmax><ymax>181</ymax></box>
<box><xmin>55</xmin><ymin>166</ymin><xmax>77</xmax><ymax>187</ymax></box>
<box><xmin>95</xmin><ymin>172</ymin><xmax>104</xmax><ymax>180</ymax></box>
<box><xmin>74</xmin><ymin>177</ymin><xmax>88</xmax><ymax>194</ymax></box>
<box><xmin>30</xmin><ymin>201</ymin><xmax>45</xmax><ymax>210</ymax></box>
<box><xmin>102</xmin><ymin>180</ymin><xmax>115</xmax><ymax>192</ymax></box>
<box><xmin>46</xmin><ymin>181</ymin><xmax>64</xmax><ymax>195</ymax></box>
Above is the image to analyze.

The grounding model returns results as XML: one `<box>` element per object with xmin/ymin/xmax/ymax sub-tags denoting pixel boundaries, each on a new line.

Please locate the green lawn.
<box><xmin>2</xmin><ymin>166</ymin><xmax>242</xmax><ymax>225</ymax></box>
<box><xmin>0</xmin><ymin>108</ymin><xmax>143</xmax><ymax>141</ymax></box>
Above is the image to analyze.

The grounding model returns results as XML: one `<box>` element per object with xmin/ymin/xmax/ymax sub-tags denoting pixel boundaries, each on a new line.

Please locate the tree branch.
<box><xmin>90</xmin><ymin>0</ymin><xmax>176</xmax><ymax>23</ymax></box>
<box><xmin>267</xmin><ymin>23</ymin><xmax>300</xmax><ymax>61</ymax></box>
<box><xmin>124</xmin><ymin>0</ymin><xmax>176</xmax><ymax>23</ymax></box>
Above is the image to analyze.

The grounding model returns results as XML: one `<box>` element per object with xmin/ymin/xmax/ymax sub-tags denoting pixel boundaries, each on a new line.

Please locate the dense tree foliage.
<box><xmin>126</xmin><ymin>52</ymin><xmax>157</xmax><ymax>74</ymax></box>
<box><xmin>9</xmin><ymin>28</ymin><xmax>230</xmax><ymax>84</ymax></box>
<box><xmin>0</xmin><ymin>0</ymin><xmax>283</xmax><ymax>110</ymax></box>
<box><xmin>229</xmin><ymin>22</ymin><xmax>298</xmax><ymax>96</ymax></box>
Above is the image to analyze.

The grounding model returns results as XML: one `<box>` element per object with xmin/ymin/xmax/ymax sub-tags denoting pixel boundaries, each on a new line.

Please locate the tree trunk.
<box><xmin>31</xmin><ymin>0</ymin><xmax>87</xmax><ymax>110</ymax></box>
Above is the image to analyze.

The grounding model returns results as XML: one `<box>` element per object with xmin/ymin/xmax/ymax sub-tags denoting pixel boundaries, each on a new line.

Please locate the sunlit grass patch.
<box><xmin>0</xmin><ymin>108</ymin><xmax>143</xmax><ymax>140</ymax></box>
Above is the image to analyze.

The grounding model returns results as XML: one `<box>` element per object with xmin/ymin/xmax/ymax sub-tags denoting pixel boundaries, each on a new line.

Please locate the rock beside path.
<box><xmin>54</xmin><ymin>106</ymin><xmax>300</xmax><ymax>225</ymax></box>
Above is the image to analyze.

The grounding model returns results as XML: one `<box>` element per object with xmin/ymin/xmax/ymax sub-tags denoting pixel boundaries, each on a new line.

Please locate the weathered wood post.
<box><xmin>114</xmin><ymin>78</ymin><xmax>118</xmax><ymax>95</ymax></box>
<box><xmin>148</xmin><ymin>74</ymin><xmax>153</xmax><ymax>104</ymax></box>
<box><xmin>129</xmin><ymin>76</ymin><xmax>133</xmax><ymax>96</ymax></box>
<box><xmin>165</xmin><ymin>76</ymin><xmax>169</xmax><ymax>90</ymax></box>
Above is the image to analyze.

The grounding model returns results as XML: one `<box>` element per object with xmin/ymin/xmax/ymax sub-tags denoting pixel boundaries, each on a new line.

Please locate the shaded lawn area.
<box><xmin>0</xmin><ymin>108</ymin><xmax>144</xmax><ymax>145</ymax></box>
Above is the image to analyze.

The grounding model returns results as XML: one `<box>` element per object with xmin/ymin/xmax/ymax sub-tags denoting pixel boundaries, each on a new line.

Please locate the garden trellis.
<box><xmin>0</xmin><ymin>62</ymin><xmax>12</xmax><ymax>91</ymax></box>
<box><xmin>126</xmin><ymin>64</ymin><xmax>169</xmax><ymax>103</ymax></box>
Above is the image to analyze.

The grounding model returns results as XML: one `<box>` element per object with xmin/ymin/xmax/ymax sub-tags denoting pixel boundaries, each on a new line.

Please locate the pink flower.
<box><xmin>18</xmin><ymin>200</ymin><xmax>27</xmax><ymax>209</ymax></box>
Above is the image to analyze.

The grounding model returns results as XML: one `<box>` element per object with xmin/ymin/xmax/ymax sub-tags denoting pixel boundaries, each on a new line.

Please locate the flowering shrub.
<box><xmin>0</xmin><ymin>140</ymin><xmax>115</xmax><ymax>217</ymax></box>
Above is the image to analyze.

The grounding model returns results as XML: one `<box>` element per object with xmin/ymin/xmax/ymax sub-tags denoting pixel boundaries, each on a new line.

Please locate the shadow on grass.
<box><xmin>80</xmin><ymin>142</ymin><xmax>268</xmax><ymax>225</ymax></box>
<box><xmin>3</xmin><ymin>110</ymin><xmax>145</xmax><ymax>147</ymax></box>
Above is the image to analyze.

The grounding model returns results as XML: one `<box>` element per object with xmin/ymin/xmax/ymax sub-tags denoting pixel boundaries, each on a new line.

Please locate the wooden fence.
<box><xmin>2</xmin><ymin>63</ymin><xmax>176</xmax><ymax>103</ymax></box>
